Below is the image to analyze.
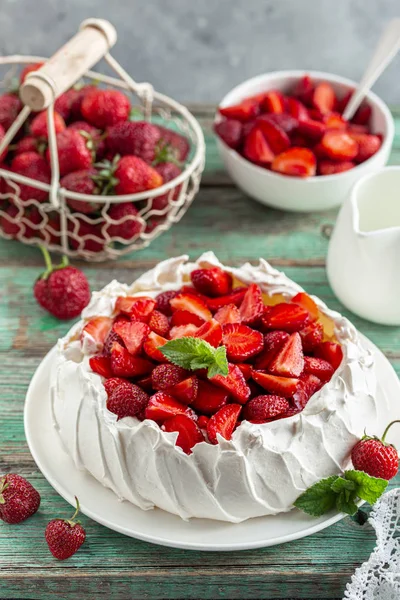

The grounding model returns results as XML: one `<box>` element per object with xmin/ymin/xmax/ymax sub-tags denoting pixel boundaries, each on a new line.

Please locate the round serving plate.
<box><xmin>24</xmin><ymin>334</ymin><xmax>400</xmax><ymax>551</ymax></box>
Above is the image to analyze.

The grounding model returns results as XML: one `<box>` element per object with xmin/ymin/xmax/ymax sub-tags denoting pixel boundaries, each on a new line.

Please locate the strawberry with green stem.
<box><xmin>45</xmin><ymin>497</ymin><xmax>86</xmax><ymax>560</ymax></box>
<box><xmin>351</xmin><ymin>420</ymin><xmax>400</xmax><ymax>480</ymax></box>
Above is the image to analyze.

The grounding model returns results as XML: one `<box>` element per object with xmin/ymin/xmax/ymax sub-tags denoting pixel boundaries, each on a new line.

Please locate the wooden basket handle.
<box><xmin>19</xmin><ymin>19</ymin><xmax>117</xmax><ymax>111</ymax></box>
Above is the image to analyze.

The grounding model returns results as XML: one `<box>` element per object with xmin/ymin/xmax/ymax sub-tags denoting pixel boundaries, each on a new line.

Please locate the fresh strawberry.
<box><xmin>297</xmin><ymin>119</ymin><xmax>326</xmax><ymax>140</ymax></box>
<box><xmin>352</xmin><ymin>102</ymin><xmax>372</xmax><ymax>126</ymax></box>
<box><xmin>348</xmin><ymin>124</ymin><xmax>369</xmax><ymax>135</ymax></box>
<box><xmin>324</xmin><ymin>112</ymin><xmax>347</xmax><ymax>130</ymax></box>
<box><xmin>293</xmin><ymin>374</ymin><xmax>322</xmax><ymax>410</ymax></box>
<box><xmin>143</xmin><ymin>331</ymin><xmax>168</xmax><ymax>362</ymax></box>
<box><xmin>214</xmin><ymin>303</ymin><xmax>241</xmax><ymax>325</ymax></box>
<box><xmin>292</xmin><ymin>292</ymin><xmax>319</xmax><ymax>321</ymax></box>
<box><xmin>320</xmin><ymin>131</ymin><xmax>358</xmax><ymax>161</ymax></box>
<box><xmin>115</xmin><ymin>296</ymin><xmax>156</xmax><ymax>320</ymax></box>
<box><xmin>287</xmin><ymin>97</ymin><xmax>309</xmax><ymax>120</ymax></box>
<box><xmin>151</xmin><ymin>363</ymin><xmax>188</xmax><ymax>391</ymax></box>
<box><xmin>239</xmin><ymin>283</ymin><xmax>264</xmax><ymax>325</ymax></box>
<box><xmin>148</xmin><ymin>310</ymin><xmax>170</xmax><ymax>337</ymax></box>
<box><xmin>105</xmin><ymin>202</ymin><xmax>143</xmax><ymax>241</ymax></box>
<box><xmin>268</xmin><ymin>332</ymin><xmax>304</xmax><ymax>377</ymax></box>
<box><xmin>261</xmin><ymin>302</ymin><xmax>310</xmax><ymax>332</ymax></box>
<box><xmin>15</xmin><ymin>136</ymin><xmax>40</xmax><ymax>155</ymax></box>
<box><xmin>214</xmin><ymin>119</ymin><xmax>243</xmax><ymax>149</ymax></box>
<box><xmin>103</xmin><ymin>377</ymin><xmax>128</xmax><ymax>397</ymax></box>
<box><xmin>145</xmin><ymin>391</ymin><xmax>193</xmax><ymax>423</ymax></box>
<box><xmin>318</xmin><ymin>160</ymin><xmax>355</xmax><ymax>175</ymax></box>
<box><xmin>197</xmin><ymin>415</ymin><xmax>209</xmax><ymax>429</ymax></box>
<box><xmin>312</xmin><ymin>82</ymin><xmax>336</xmax><ymax>114</ymax></box>
<box><xmin>30</xmin><ymin>110</ymin><xmax>65</xmax><ymax>139</ymax></box>
<box><xmin>68</xmin><ymin>121</ymin><xmax>106</xmax><ymax>160</ymax></box>
<box><xmin>262</xmin><ymin>90</ymin><xmax>285</xmax><ymax>114</ymax></box>
<box><xmin>243</xmin><ymin>127</ymin><xmax>274</xmax><ymax>164</ymax></box>
<box><xmin>206</xmin><ymin>287</ymin><xmax>247</xmax><ymax>312</ymax></box>
<box><xmin>110</xmin><ymin>342</ymin><xmax>152</xmax><ymax>377</ymax></box>
<box><xmin>106</xmin><ymin>120</ymin><xmax>161</xmax><ymax>162</ymax></box>
<box><xmin>68</xmin><ymin>218</ymin><xmax>105</xmax><ymax>253</ymax></box>
<box><xmin>314</xmin><ymin>341</ymin><xmax>343</xmax><ymax>370</ymax></box>
<box><xmin>191</xmin><ymin>267</ymin><xmax>233</xmax><ymax>297</ymax></box>
<box><xmin>112</xmin><ymin>320</ymin><xmax>150</xmax><ymax>355</ymax></box>
<box><xmin>170</xmin><ymin>324</ymin><xmax>200</xmax><ymax>339</ymax></box>
<box><xmin>256</xmin><ymin>117</ymin><xmax>291</xmax><ymax>154</ymax></box>
<box><xmin>303</xmin><ymin>356</ymin><xmax>334</xmax><ymax>382</ymax></box>
<box><xmin>33</xmin><ymin>249</ymin><xmax>90</xmax><ymax>320</ymax></box>
<box><xmin>48</xmin><ymin>129</ymin><xmax>92</xmax><ymax>176</ymax></box>
<box><xmin>156</xmin><ymin>290</ymin><xmax>178</xmax><ymax>316</ymax></box>
<box><xmin>299</xmin><ymin>321</ymin><xmax>323</xmax><ymax>352</ymax></box>
<box><xmin>222</xmin><ymin>323</ymin><xmax>263</xmax><ymax>361</ymax></box>
<box><xmin>54</xmin><ymin>89</ymin><xmax>81</xmax><ymax>121</ymax></box>
<box><xmin>150</xmin><ymin>162</ymin><xmax>182</xmax><ymax>211</ymax></box>
<box><xmin>207</xmin><ymin>404</ymin><xmax>242</xmax><ymax>444</ymax></box>
<box><xmin>155</xmin><ymin>125</ymin><xmax>191</xmax><ymax>162</ymax></box>
<box><xmin>255</xmin><ymin>330</ymin><xmax>290</xmax><ymax>370</ymax></box>
<box><xmin>0</xmin><ymin>93</ymin><xmax>22</xmax><ymax>130</ymax></box>
<box><xmin>88</xmin><ymin>355</ymin><xmax>112</xmax><ymax>378</ymax></box>
<box><xmin>293</xmin><ymin>75</ymin><xmax>314</xmax><ymax>105</ymax></box>
<box><xmin>252</xmin><ymin>371</ymin><xmax>299</xmax><ymax>397</ymax></box>
<box><xmin>62</xmin><ymin>169</ymin><xmax>102</xmax><ymax>214</ymax></box>
<box><xmin>22</xmin><ymin>206</ymin><xmax>44</xmax><ymax>239</ymax></box>
<box><xmin>81</xmin><ymin>89</ymin><xmax>130</xmax><ymax>129</ymax></box>
<box><xmin>163</xmin><ymin>414</ymin><xmax>204</xmax><ymax>454</ymax></box>
<box><xmin>171</xmin><ymin>310</ymin><xmax>205</xmax><ymax>327</ymax></box>
<box><xmin>167</xmin><ymin>375</ymin><xmax>199</xmax><ymax>404</ymax></box>
<box><xmin>0</xmin><ymin>474</ymin><xmax>40</xmax><ymax>524</ymax></box>
<box><xmin>351</xmin><ymin>421</ymin><xmax>399</xmax><ymax>480</ymax></box>
<box><xmin>107</xmin><ymin>155</ymin><xmax>163</xmax><ymax>195</ymax></box>
<box><xmin>63</xmin><ymin>84</ymin><xmax>99</xmax><ymax>121</ymax></box>
<box><xmin>20</xmin><ymin>61</ymin><xmax>44</xmax><ymax>83</ymax></box>
<box><xmin>107</xmin><ymin>380</ymin><xmax>149</xmax><ymax>419</ymax></box>
<box><xmin>190</xmin><ymin>380</ymin><xmax>229</xmax><ymax>415</ymax></box>
<box><xmin>235</xmin><ymin>363</ymin><xmax>253</xmax><ymax>380</ymax></box>
<box><xmin>45</xmin><ymin>498</ymin><xmax>85</xmax><ymax>560</ymax></box>
<box><xmin>243</xmin><ymin>395</ymin><xmax>289</xmax><ymax>423</ymax></box>
<box><xmin>211</xmin><ymin>363</ymin><xmax>251</xmax><ymax>404</ymax></box>
<box><xmin>81</xmin><ymin>316</ymin><xmax>113</xmax><ymax>349</ymax></box>
<box><xmin>170</xmin><ymin>293</ymin><xmax>212</xmax><ymax>322</ymax></box>
<box><xmin>271</xmin><ymin>147</ymin><xmax>316</xmax><ymax>177</ymax></box>
<box><xmin>1</xmin><ymin>204</ymin><xmax>21</xmax><ymax>237</ymax></box>
<box><xmin>261</xmin><ymin>113</ymin><xmax>299</xmax><ymax>134</ymax></box>
<box><xmin>193</xmin><ymin>319</ymin><xmax>223</xmax><ymax>347</ymax></box>
<box><xmin>219</xmin><ymin>97</ymin><xmax>260</xmax><ymax>122</ymax></box>
<box><xmin>10</xmin><ymin>152</ymin><xmax>51</xmax><ymax>202</ymax></box>
<box><xmin>349</xmin><ymin>133</ymin><xmax>381</xmax><ymax>163</ymax></box>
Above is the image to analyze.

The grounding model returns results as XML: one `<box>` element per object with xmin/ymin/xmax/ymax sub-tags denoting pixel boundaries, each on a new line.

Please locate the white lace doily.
<box><xmin>344</xmin><ymin>488</ymin><xmax>400</xmax><ymax>599</ymax></box>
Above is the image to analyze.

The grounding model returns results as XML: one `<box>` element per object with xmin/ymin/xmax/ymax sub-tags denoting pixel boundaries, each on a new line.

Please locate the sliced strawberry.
<box><xmin>148</xmin><ymin>310</ymin><xmax>170</xmax><ymax>337</ymax></box>
<box><xmin>194</xmin><ymin>319</ymin><xmax>223</xmax><ymax>347</ymax></box>
<box><xmin>162</xmin><ymin>414</ymin><xmax>204</xmax><ymax>454</ymax></box>
<box><xmin>271</xmin><ymin>147</ymin><xmax>317</xmax><ymax>177</ymax></box>
<box><xmin>268</xmin><ymin>332</ymin><xmax>304</xmax><ymax>377</ymax></box>
<box><xmin>314</xmin><ymin>341</ymin><xmax>343</xmax><ymax>370</ymax></box>
<box><xmin>259</xmin><ymin>113</ymin><xmax>299</xmax><ymax>134</ymax></box>
<box><xmin>252</xmin><ymin>371</ymin><xmax>299</xmax><ymax>397</ymax></box>
<box><xmin>299</xmin><ymin>321</ymin><xmax>323</xmax><ymax>352</ymax></box>
<box><xmin>151</xmin><ymin>364</ymin><xmax>188</xmax><ymax>391</ymax></box>
<box><xmin>239</xmin><ymin>283</ymin><xmax>264</xmax><ymax>325</ymax></box>
<box><xmin>145</xmin><ymin>392</ymin><xmax>192</xmax><ymax>423</ymax></box>
<box><xmin>287</xmin><ymin>97</ymin><xmax>309</xmax><ymax>120</ymax></box>
<box><xmin>170</xmin><ymin>310</ymin><xmax>203</xmax><ymax>328</ymax></box>
<box><xmin>320</xmin><ymin>131</ymin><xmax>358</xmax><ymax>161</ymax></box>
<box><xmin>115</xmin><ymin>296</ymin><xmax>156</xmax><ymax>321</ymax></box>
<box><xmin>337</xmin><ymin>90</ymin><xmax>353</xmax><ymax>113</ymax></box>
<box><xmin>236</xmin><ymin>363</ymin><xmax>253</xmax><ymax>380</ymax></box>
<box><xmin>81</xmin><ymin>317</ymin><xmax>113</xmax><ymax>349</ymax></box>
<box><xmin>303</xmin><ymin>356</ymin><xmax>334</xmax><ymax>382</ymax></box>
<box><xmin>156</xmin><ymin>290</ymin><xmax>177</xmax><ymax>316</ymax></box>
<box><xmin>170</xmin><ymin>324</ymin><xmax>200</xmax><ymax>339</ymax></box>
<box><xmin>206</xmin><ymin>287</ymin><xmax>248</xmax><ymax>312</ymax></box>
<box><xmin>167</xmin><ymin>375</ymin><xmax>199</xmax><ymax>404</ymax></box>
<box><xmin>190</xmin><ymin>267</ymin><xmax>233</xmax><ymax>297</ymax></box>
<box><xmin>243</xmin><ymin>395</ymin><xmax>289</xmax><ymax>423</ymax></box>
<box><xmin>293</xmin><ymin>374</ymin><xmax>322</xmax><ymax>410</ymax></box>
<box><xmin>256</xmin><ymin>117</ymin><xmax>290</xmax><ymax>154</ymax></box>
<box><xmin>324</xmin><ymin>112</ymin><xmax>346</xmax><ymax>130</ymax></box>
<box><xmin>222</xmin><ymin>323</ymin><xmax>263</xmax><ymax>361</ymax></box>
<box><xmin>255</xmin><ymin>330</ymin><xmax>290</xmax><ymax>370</ymax></box>
<box><xmin>293</xmin><ymin>74</ymin><xmax>314</xmax><ymax>105</ymax></box>
<box><xmin>214</xmin><ymin>303</ymin><xmax>241</xmax><ymax>325</ymax></box>
<box><xmin>352</xmin><ymin>102</ymin><xmax>372</xmax><ymax>126</ymax></box>
<box><xmin>312</xmin><ymin>82</ymin><xmax>336</xmax><ymax>114</ymax></box>
<box><xmin>219</xmin><ymin>97</ymin><xmax>261</xmax><ymax>122</ymax></box>
<box><xmin>143</xmin><ymin>331</ymin><xmax>168</xmax><ymax>362</ymax></box>
<box><xmin>211</xmin><ymin>363</ymin><xmax>251</xmax><ymax>404</ymax></box>
<box><xmin>261</xmin><ymin>302</ymin><xmax>310</xmax><ymax>332</ymax></box>
<box><xmin>349</xmin><ymin>133</ymin><xmax>381</xmax><ymax>163</ymax></box>
<box><xmin>297</xmin><ymin>119</ymin><xmax>326</xmax><ymax>140</ymax></box>
<box><xmin>190</xmin><ymin>380</ymin><xmax>229</xmax><ymax>415</ymax></box>
<box><xmin>104</xmin><ymin>376</ymin><xmax>128</xmax><ymax>397</ymax></box>
<box><xmin>262</xmin><ymin>90</ymin><xmax>285</xmax><ymax>114</ymax></box>
<box><xmin>135</xmin><ymin>375</ymin><xmax>154</xmax><ymax>393</ymax></box>
<box><xmin>170</xmin><ymin>293</ymin><xmax>212</xmax><ymax>322</ymax></box>
<box><xmin>197</xmin><ymin>415</ymin><xmax>210</xmax><ymax>429</ymax></box>
<box><xmin>112</xmin><ymin>320</ymin><xmax>150</xmax><ymax>356</ymax></box>
<box><xmin>207</xmin><ymin>404</ymin><xmax>242</xmax><ymax>444</ymax></box>
<box><xmin>348</xmin><ymin>124</ymin><xmax>369</xmax><ymax>135</ymax></box>
<box><xmin>89</xmin><ymin>355</ymin><xmax>113</xmax><ymax>378</ymax></box>
<box><xmin>243</xmin><ymin>127</ymin><xmax>274</xmax><ymax>164</ymax></box>
<box><xmin>318</xmin><ymin>160</ymin><xmax>356</xmax><ymax>175</ymax></box>
<box><xmin>292</xmin><ymin>292</ymin><xmax>319</xmax><ymax>321</ymax></box>
<box><xmin>110</xmin><ymin>342</ymin><xmax>153</xmax><ymax>378</ymax></box>
<box><xmin>214</xmin><ymin>118</ymin><xmax>243</xmax><ymax>149</ymax></box>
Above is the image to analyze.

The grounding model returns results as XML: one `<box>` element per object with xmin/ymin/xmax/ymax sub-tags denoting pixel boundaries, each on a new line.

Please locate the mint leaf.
<box><xmin>331</xmin><ymin>477</ymin><xmax>356</xmax><ymax>493</ymax></box>
<box><xmin>336</xmin><ymin>490</ymin><xmax>359</xmax><ymax>515</ymax></box>
<box><xmin>344</xmin><ymin>470</ymin><xmax>388</xmax><ymax>505</ymax></box>
<box><xmin>159</xmin><ymin>337</ymin><xmax>229</xmax><ymax>378</ymax></box>
<box><xmin>294</xmin><ymin>476</ymin><xmax>339</xmax><ymax>517</ymax></box>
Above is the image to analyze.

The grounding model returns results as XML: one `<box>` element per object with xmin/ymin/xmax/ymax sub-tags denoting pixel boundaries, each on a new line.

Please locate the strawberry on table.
<box><xmin>107</xmin><ymin>380</ymin><xmax>149</xmax><ymax>419</ymax></box>
<box><xmin>243</xmin><ymin>395</ymin><xmax>289</xmax><ymax>423</ymax></box>
<box><xmin>45</xmin><ymin>497</ymin><xmax>86</xmax><ymax>560</ymax></box>
<box><xmin>207</xmin><ymin>404</ymin><xmax>242</xmax><ymax>444</ymax></box>
<box><xmin>351</xmin><ymin>421</ymin><xmax>400</xmax><ymax>480</ymax></box>
<box><xmin>162</xmin><ymin>414</ymin><xmax>204</xmax><ymax>454</ymax></box>
<box><xmin>81</xmin><ymin>89</ymin><xmax>130</xmax><ymax>128</ymax></box>
<box><xmin>214</xmin><ymin>119</ymin><xmax>243</xmax><ymax>149</ymax></box>
<box><xmin>191</xmin><ymin>267</ymin><xmax>233</xmax><ymax>297</ymax></box>
<box><xmin>0</xmin><ymin>474</ymin><xmax>40</xmax><ymax>524</ymax></box>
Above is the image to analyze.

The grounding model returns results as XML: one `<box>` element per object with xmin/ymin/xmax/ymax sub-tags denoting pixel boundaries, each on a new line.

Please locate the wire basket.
<box><xmin>0</xmin><ymin>20</ymin><xmax>205</xmax><ymax>262</ymax></box>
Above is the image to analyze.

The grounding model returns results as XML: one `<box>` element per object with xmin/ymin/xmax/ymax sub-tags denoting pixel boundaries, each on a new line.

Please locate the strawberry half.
<box><xmin>299</xmin><ymin>321</ymin><xmax>323</xmax><ymax>352</ymax></box>
<box><xmin>170</xmin><ymin>324</ymin><xmax>200</xmax><ymax>339</ymax></box>
<box><xmin>243</xmin><ymin>395</ymin><xmax>289</xmax><ymax>423</ymax></box>
<box><xmin>110</xmin><ymin>342</ymin><xmax>153</xmax><ymax>378</ymax></box>
<box><xmin>261</xmin><ymin>302</ymin><xmax>310</xmax><ymax>332</ymax></box>
<box><xmin>312</xmin><ymin>82</ymin><xmax>336</xmax><ymax>114</ymax></box>
<box><xmin>271</xmin><ymin>147</ymin><xmax>316</xmax><ymax>177</ymax></box>
<box><xmin>171</xmin><ymin>309</ymin><xmax>205</xmax><ymax>327</ymax></box>
<box><xmin>190</xmin><ymin>267</ymin><xmax>233</xmax><ymax>297</ymax></box>
<box><xmin>193</xmin><ymin>319</ymin><xmax>222</xmax><ymax>347</ymax></box>
<box><xmin>243</xmin><ymin>127</ymin><xmax>274</xmax><ymax>165</ymax></box>
<box><xmin>163</xmin><ymin>414</ymin><xmax>204</xmax><ymax>454</ymax></box>
<box><xmin>314</xmin><ymin>341</ymin><xmax>343</xmax><ymax>370</ymax></box>
<box><xmin>145</xmin><ymin>392</ymin><xmax>193</xmax><ymax>423</ymax></box>
<box><xmin>349</xmin><ymin>133</ymin><xmax>381</xmax><ymax>163</ymax></box>
<box><xmin>89</xmin><ymin>355</ymin><xmax>113</xmax><ymax>378</ymax></box>
<box><xmin>190</xmin><ymin>380</ymin><xmax>229</xmax><ymax>415</ymax></box>
<box><xmin>252</xmin><ymin>371</ymin><xmax>299</xmax><ymax>398</ymax></box>
<box><xmin>167</xmin><ymin>376</ymin><xmax>199</xmax><ymax>404</ymax></box>
<box><xmin>206</xmin><ymin>287</ymin><xmax>248</xmax><ymax>312</ymax></box>
<box><xmin>297</xmin><ymin>119</ymin><xmax>326</xmax><ymax>140</ymax></box>
<box><xmin>112</xmin><ymin>320</ymin><xmax>150</xmax><ymax>356</ymax></box>
<box><xmin>268</xmin><ymin>332</ymin><xmax>304</xmax><ymax>377</ymax></box>
<box><xmin>219</xmin><ymin>97</ymin><xmax>260</xmax><ymax>122</ymax></box>
<box><xmin>292</xmin><ymin>292</ymin><xmax>319</xmax><ymax>321</ymax></box>
<box><xmin>293</xmin><ymin>374</ymin><xmax>322</xmax><ymax>410</ymax></box>
<box><xmin>256</xmin><ymin>117</ymin><xmax>291</xmax><ymax>154</ymax></box>
<box><xmin>287</xmin><ymin>98</ymin><xmax>309</xmax><ymax>120</ymax></box>
<box><xmin>236</xmin><ymin>363</ymin><xmax>253</xmax><ymax>380</ymax></box>
<box><xmin>143</xmin><ymin>331</ymin><xmax>168</xmax><ymax>362</ymax></box>
<box><xmin>211</xmin><ymin>363</ymin><xmax>251</xmax><ymax>404</ymax></box>
<box><xmin>222</xmin><ymin>323</ymin><xmax>264</xmax><ymax>361</ymax></box>
<box><xmin>81</xmin><ymin>317</ymin><xmax>113</xmax><ymax>350</ymax></box>
<box><xmin>318</xmin><ymin>160</ymin><xmax>355</xmax><ymax>175</ymax></box>
<box><xmin>303</xmin><ymin>356</ymin><xmax>334</xmax><ymax>382</ymax></box>
<box><xmin>115</xmin><ymin>296</ymin><xmax>156</xmax><ymax>321</ymax></box>
<box><xmin>170</xmin><ymin>293</ymin><xmax>212</xmax><ymax>322</ymax></box>
<box><xmin>255</xmin><ymin>330</ymin><xmax>290</xmax><ymax>370</ymax></box>
<box><xmin>320</xmin><ymin>131</ymin><xmax>358</xmax><ymax>161</ymax></box>
<box><xmin>262</xmin><ymin>90</ymin><xmax>285</xmax><ymax>114</ymax></box>
<box><xmin>239</xmin><ymin>283</ymin><xmax>264</xmax><ymax>325</ymax></box>
<box><xmin>207</xmin><ymin>404</ymin><xmax>242</xmax><ymax>444</ymax></box>
<box><xmin>214</xmin><ymin>303</ymin><xmax>241</xmax><ymax>325</ymax></box>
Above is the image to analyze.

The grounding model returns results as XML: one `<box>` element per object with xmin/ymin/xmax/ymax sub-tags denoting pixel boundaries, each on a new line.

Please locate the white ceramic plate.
<box><xmin>24</xmin><ymin>335</ymin><xmax>400</xmax><ymax>551</ymax></box>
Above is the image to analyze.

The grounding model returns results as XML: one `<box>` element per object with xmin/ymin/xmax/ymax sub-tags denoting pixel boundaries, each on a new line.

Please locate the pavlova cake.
<box><xmin>51</xmin><ymin>252</ymin><xmax>378</xmax><ymax>523</ymax></box>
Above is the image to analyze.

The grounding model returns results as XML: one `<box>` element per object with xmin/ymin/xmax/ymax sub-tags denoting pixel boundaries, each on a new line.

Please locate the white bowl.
<box><xmin>215</xmin><ymin>70</ymin><xmax>394</xmax><ymax>212</ymax></box>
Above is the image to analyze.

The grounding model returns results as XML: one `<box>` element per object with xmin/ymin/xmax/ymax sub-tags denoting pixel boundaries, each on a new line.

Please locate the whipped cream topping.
<box><xmin>51</xmin><ymin>252</ymin><xmax>379</xmax><ymax>523</ymax></box>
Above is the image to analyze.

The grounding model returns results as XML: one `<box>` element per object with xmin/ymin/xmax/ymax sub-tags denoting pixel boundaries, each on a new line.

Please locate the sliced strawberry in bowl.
<box><xmin>268</xmin><ymin>332</ymin><xmax>304</xmax><ymax>378</ymax></box>
<box><xmin>206</xmin><ymin>287</ymin><xmax>248</xmax><ymax>312</ymax></box>
<box><xmin>349</xmin><ymin>133</ymin><xmax>382</xmax><ymax>163</ymax></box>
<box><xmin>145</xmin><ymin>392</ymin><xmax>193</xmax><ymax>423</ymax></box>
<box><xmin>303</xmin><ymin>356</ymin><xmax>334</xmax><ymax>382</ymax></box>
<box><xmin>89</xmin><ymin>355</ymin><xmax>113</xmax><ymax>378</ymax></box>
<box><xmin>110</xmin><ymin>342</ymin><xmax>153</xmax><ymax>378</ymax></box>
<box><xmin>261</xmin><ymin>90</ymin><xmax>286</xmax><ymax>114</ymax></box>
<box><xmin>243</xmin><ymin>127</ymin><xmax>274</xmax><ymax>165</ymax></box>
<box><xmin>287</xmin><ymin>98</ymin><xmax>309</xmax><ymax>120</ymax></box>
<box><xmin>314</xmin><ymin>341</ymin><xmax>343</xmax><ymax>370</ymax></box>
<box><xmin>207</xmin><ymin>404</ymin><xmax>242</xmax><ymax>444</ymax></box>
<box><xmin>162</xmin><ymin>414</ymin><xmax>204</xmax><ymax>454</ymax></box>
<box><xmin>112</xmin><ymin>321</ymin><xmax>150</xmax><ymax>356</ymax></box>
<box><xmin>214</xmin><ymin>119</ymin><xmax>243</xmax><ymax>149</ymax></box>
<box><xmin>214</xmin><ymin>303</ymin><xmax>241</xmax><ymax>325</ymax></box>
<box><xmin>222</xmin><ymin>323</ymin><xmax>264</xmax><ymax>362</ymax></box>
<box><xmin>255</xmin><ymin>330</ymin><xmax>290</xmax><ymax>370</ymax></box>
<box><xmin>320</xmin><ymin>131</ymin><xmax>358</xmax><ymax>161</ymax></box>
<box><xmin>292</xmin><ymin>292</ymin><xmax>319</xmax><ymax>321</ymax></box>
<box><xmin>256</xmin><ymin>117</ymin><xmax>291</xmax><ymax>154</ymax></box>
<box><xmin>190</xmin><ymin>380</ymin><xmax>229</xmax><ymax>415</ymax></box>
<box><xmin>297</xmin><ymin>119</ymin><xmax>326</xmax><ymax>140</ymax></box>
<box><xmin>312</xmin><ymin>82</ymin><xmax>336</xmax><ymax>115</ymax></box>
<box><xmin>252</xmin><ymin>371</ymin><xmax>299</xmax><ymax>397</ymax></box>
<box><xmin>318</xmin><ymin>160</ymin><xmax>356</xmax><ymax>175</ymax></box>
<box><xmin>211</xmin><ymin>363</ymin><xmax>251</xmax><ymax>404</ymax></box>
<box><xmin>261</xmin><ymin>302</ymin><xmax>310</xmax><ymax>332</ymax></box>
<box><xmin>190</xmin><ymin>267</ymin><xmax>233</xmax><ymax>297</ymax></box>
<box><xmin>299</xmin><ymin>321</ymin><xmax>323</xmax><ymax>352</ymax></box>
<box><xmin>143</xmin><ymin>331</ymin><xmax>169</xmax><ymax>362</ymax></box>
<box><xmin>239</xmin><ymin>283</ymin><xmax>264</xmax><ymax>326</ymax></box>
<box><xmin>170</xmin><ymin>293</ymin><xmax>212</xmax><ymax>322</ymax></box>
<box><xmin>151</xmin><ymin>363</ymin><xmax>189</xmax><ymax>391</ymax></box>
<box><xmin>219</xmin><ymin>96</ymin><xmax>261</xmax><ymax>122</ymax></box>
<box><xmin>293</xmin><ymin>74</ymin><xmax>314</xmax><ymax>105</ymax></box>
<box><xmin>293</xmin><ymin>374</ymin><xmax>322</xmax><ymax>410</ymax></box>
<box><xmin>271</xmin><ymin>147</ymin><xmax>317</xmax><ymax>177</ymax></box>
<box><xmin>194</xmin><ymin>319</ymin><xmax>223</xmax><ymax>347</ymax></box>
<box><xmin>166</xmin><ymin>375</ymin><xmax>199</xmax><ymax>404</ymax></box>
<box><xmin>263</xmin><ymin>113</ymin><xmax>299</xmax><ymax>134</ymax></box>
<box><xmin>81</xmin><ymin>317</ymin><xmax>113</xmax><ymax>351</ymax></box>
<box><xmin>243</xmin><ymin>395</ymin><xmax>289</xmax><ymax>423</ymax></box>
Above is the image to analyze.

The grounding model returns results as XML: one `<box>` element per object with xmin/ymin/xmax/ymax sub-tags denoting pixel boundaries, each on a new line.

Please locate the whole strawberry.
<box><xmin>106</xmin><ymin>202</ymin><xmax>144</xmax><ymax>241</ymax></box>
<box><xmin>0</xmin><ymin>93</ymin><xmax>22</xmax><ymax>131</ymax></box>
<box><xmin>54</xmin><ymin>88</ymin><xmax>81</xmax><ymax>121</ymax></box>
<box><xmin>69</xmin><ymin>218</ymin><xmax>105</xmax><ymax>253</ymax></box>
<box><xmin>68</xmin><ymin>121</ymin><xmax>106</xmax><ymax>160</ymax></box>
<box><xmin>46</xmin><ymin>129</ymin><xmax>92</xmax><ymax>176</ymax></box>
<box><xmin>351</xmin><ymin>420</ymin><xmax>400</xmax><ymax>480</ymax></box>
<box><xmin>30</xmin><ymin>110</ymin><xmax>66</xmax><ymax>140</ymax></box>
<box><xmin>0</xmin><ymin>473</ymin><xmax>41</xmax><ymax>524</ymax></box>
<box><xmin>61</xmin><ymin>169</ymin><xmax>102</xmax><ymax>214</ymax></box>
<box><xmin>34</xmin><ymin>247</ymin><xmax>91</xmax><ymax>319</ymax></box>
<box><xmin>151</xmin><ymin>162</ymin><xmax>182</xmax><ymax>211</ymax></box>
<box><xmin>45</xmin><ymin>497</ymin><xmax>86</xmax><ymax>560</ymax></box>
<box><xmin>10</xmin><ymin>151</ymin><xmax>51</xmax><ymax>202</ymax></box>
<box><xmin>1</xmin><ymin>204</ymin><xmax>21</xmax><ymax>238</ymax></box>
<box><xmin>106</xmin><ymin>121</ymin><xmax>161</xmax><ymax>163</ymax></box>
<box><xmin>81</xmin><ymin>89</ymin><xmax>130</xmax><ymax>129</ymax></box>
<box><xmin>156</xmin><ymin>125</ymin><xmax>191</xmax><ymax>162</ymax></box>
<box><xmin>96</xmin><ymin>154</ymin><xmax>163</xmax><ymax>195</ymax></box>
<box><xmin>15</xmin><ymin>136</ymin><xmax>41</xmax><ymax>155</ymax></box>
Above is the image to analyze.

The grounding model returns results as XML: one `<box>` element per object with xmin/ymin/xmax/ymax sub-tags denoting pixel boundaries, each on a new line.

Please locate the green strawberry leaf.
<box><xmin>344</xmin><ymin>470</ymin><xmax>388</xmax><ymax>504</ymax></box>
<box><xmin>294</xmin><ymin>476</ymin><xmax>339</xmax><ymax>517</ymax></box>
<box><xmin>331</xmin><ymin>477</ymin><xmax>356</xmax><ymax>493</ymax></box>
<box><xmin>336</xmin><ymin>490</ymin><xmax>359</xmax><ymax>516</ymax></box>
<box><xmin>160</xmin><ymin>338</ymin><xmax>229</xmax><ymax>378</ymax></box>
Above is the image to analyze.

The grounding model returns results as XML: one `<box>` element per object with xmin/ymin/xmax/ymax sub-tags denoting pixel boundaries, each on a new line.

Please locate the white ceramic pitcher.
<box><xmin>327</xmin><ymin>167</ymin><xmax>400</xmax><ymax>326</ymax></box>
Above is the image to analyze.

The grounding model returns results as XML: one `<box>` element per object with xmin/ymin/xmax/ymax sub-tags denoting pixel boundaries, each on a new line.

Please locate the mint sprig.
<box><xmin>294</xmin><ymin>470</ymin><xmax>388</xmax><ymax>517</ymax></box>
<box><xmin>159</xmin><ymin>337</ymin><xmax>229</xmax><ymax>378</ymax></box>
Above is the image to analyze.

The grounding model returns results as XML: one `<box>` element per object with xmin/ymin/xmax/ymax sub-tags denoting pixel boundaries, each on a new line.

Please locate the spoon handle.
<box><xmin>343</xmin><ymin>18</ymin><xmax>400</xmax><ymax>121</ymax></box>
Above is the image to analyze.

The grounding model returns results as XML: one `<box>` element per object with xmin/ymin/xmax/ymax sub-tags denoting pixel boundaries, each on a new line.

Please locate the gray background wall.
<box><xmin>1</xmin><ymin>0</ymin><xmax>399</xmax><ymax>105</ymax></box>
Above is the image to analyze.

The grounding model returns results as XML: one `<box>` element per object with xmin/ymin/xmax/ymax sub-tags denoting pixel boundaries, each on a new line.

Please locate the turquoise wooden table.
<box><xmin>1</xmin><ymin>105</ymin><xmax>400</xmax><ymax>600</ymax></box>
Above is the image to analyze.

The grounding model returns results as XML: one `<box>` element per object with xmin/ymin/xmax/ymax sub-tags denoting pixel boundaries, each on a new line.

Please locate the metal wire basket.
<box><xmin>0</xmin><ymin>20</ymin><xmax>205</xmax><ymax>262</ymax></box>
